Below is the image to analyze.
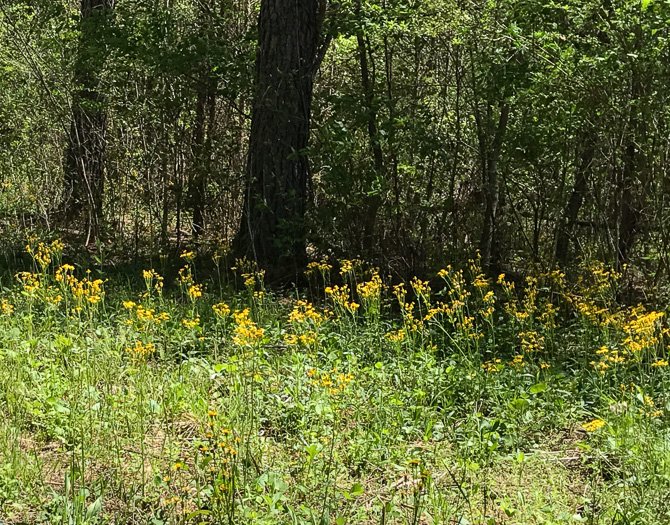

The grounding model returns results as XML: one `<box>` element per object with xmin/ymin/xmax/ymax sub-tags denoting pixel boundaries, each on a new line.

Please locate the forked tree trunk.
<box><xmin>64</xmin><ymin>0</ymin><xmax>114</xmax><ymax>242</ymax></box>
<box><xmin>235</xmin><ymin>0</ymin><xmax>325</xmax><ymax>277</ymax></box>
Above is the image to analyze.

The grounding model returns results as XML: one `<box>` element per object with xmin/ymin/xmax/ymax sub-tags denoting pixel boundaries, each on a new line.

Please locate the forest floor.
<box><xmin>1</xmin><ymin>243</ymin><xmax>669</xmax><ymax>524</ymax></box>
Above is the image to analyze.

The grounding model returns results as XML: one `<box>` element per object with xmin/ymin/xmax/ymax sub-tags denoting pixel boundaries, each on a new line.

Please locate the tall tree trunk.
<box><xmin>477</xmin><ymin>103</ymin><xmax>509</xmax><ymax>274</ymax></box>
<box><xmin>356</xmin><ymin>15</ymin><xmax>384</xmax><ymax>254</ymax></box>
<box><xmin>190</xmin><ymin>73</ymin><xmax>217</xmax><ymax>239</ymax></box>
<box><xmin>234</xmin><ymin>0</ymin><xmax>326</xmax><ymax>277</ymax></box>
<box><xmin>617</xmin><ymin>26</ymin><xmax>645</xmax><ymax>270</ymax></box>
<box><xmin>555</xmin><ymin>131</ymin><xmax>595</xmax><ymax>266</ymax></box>
<box><xmin>64</xmin><ymin>0</ymin><xmax>114</xmax><ymax>242</ymax></box>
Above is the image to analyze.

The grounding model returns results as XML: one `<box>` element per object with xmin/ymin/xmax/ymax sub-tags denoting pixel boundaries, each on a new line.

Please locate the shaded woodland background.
<box><xmin>1</xmin><ymin>0</ymin><xmax>670</xmax><ymax>288</ymax></box>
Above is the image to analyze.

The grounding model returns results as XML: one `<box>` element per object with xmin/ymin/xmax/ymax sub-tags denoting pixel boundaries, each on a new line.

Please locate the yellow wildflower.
<box><xmin>582</xmin><ymin>419</ymin><xmax>606</xmax><ymax>432</ymax></box>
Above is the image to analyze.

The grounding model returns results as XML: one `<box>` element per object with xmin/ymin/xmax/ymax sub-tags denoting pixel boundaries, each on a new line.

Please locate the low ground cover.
<box><xmin>0</xmin><ymin>242</ymin><xmax>669</xmax><ymax>524</ymax></box>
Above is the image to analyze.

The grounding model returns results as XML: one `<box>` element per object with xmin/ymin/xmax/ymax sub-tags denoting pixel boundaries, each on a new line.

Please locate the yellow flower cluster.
<box><xmin>212</xmin><ymin>302</ymin><xmax>231</xmax><ymax>317</ymax></box>
<box><xmin>456</xmin><ymin>315</ymin><xmax>476</xmax><ymax>334</ymax></box>
<box><xmin>402</xmin><ymin>304</ymin><xmax>424</xmax><ymax>333</ymax></box>
<box><xmin>357</xmin><ymin>270</ymin><xmax>383</xmax><ymax>300</ymax></box>
<box><xmin>410</xmin><ymin>277</ymin><xmax>431</xmax><ymax>299</ymax></box>
<box><xmin>622</xmin><ymin>309</ymin><xmax>663</xmax><ymax>355</ymax></box>
<box><xmin>125</xmin><ymin>341</ymin><xmax>155</xmax><ymax>362</ymax></box>
<box><xmin>519</xmin><ymin>331</ymin><xmax>544</xmax><ymax>353</ymax></box>
<box><xmin>123</xmin><ymin>301</ymin><xmax>170</xmax><ymax>331</ymax></box>
<box><xmin>285</xmin><ymin>301</ymin><xmax>322</xmax><ymax>346</ymax></box>
<box><xmin>501</xmin><ymin>277</ymin><xmax>542</xmax><ymax>327</ymax></box>
<box><xmin>510</xmin><ymin>354</ymin><xmax>525</xmax><ymax>370</ymax></box>
<box><xmin>590</xmin><ymin>346</ymin><xmax>626</xmax><ymax>374</ymax></box>
<box><xmin>178</xmin><ymin>265</ymin><xmax>193</xmax><ymax>286</ymax></box>
<box><xmin>54</xmin><ymin>264</ymin><xmax>75</xmax><ymax>282</ymax></box>
<box><xmin>325</xmin><ymin>284</ymin><xmax>359</xmax><ymax>313</ymax></box>
<box><xmin>1</xmin><ymin>299</ymin><xmax>13</xmax><ymax>315</ymax></box>
<box><xmin>481</xmin><ymin>359</ymin><xmax>502</xmax><ymax>372</ymax></box>
<box><xmin>394</xmin><ymin>283</ymin><xmax>407</xmax><ymax>305</ymax></box>
<box><xmin>43</xmin><ymin>288</ymin><xmax>63</xmax><ymax>305</ymax></box>
<box><xmin>142</xmin><ymin>306</ymin><xmax>169</xmax><ymax>322</ymax></box>
<box><xmin>339</xmin><ymin>258</ymin><xmax>362</xmax><ymax>275</ymax></box>
<box><xmin>306</xmin><ymin>259</ymin><xmax>332</xmax><ymax>275</ymax></box>
<box><xmin>284</xmin><ymin>331</ymin><xmax>317</xmax><ymax>346</ymax></box>
<box><xmin>497</xmin><ymin>273</ymin><xmax>515</xmax><ymax>292</ymax></box>
<box><xmin>309</xmin><ymin>369</ymin><xmax>354</xmax><ymax>395</ymax></box>
<box><xmin>230</xmin><ymin>256</ymin><xmax>255</xmax><ymax>273</ymax></box>
<box><xmin>445</xmin><ymin>268</ymin><xmax>471</xmax><ymax>304</ymax></box>
<box><xmin>586</xmin><ymin>262</ymin><xmax>621</xmax><ymax>296</ymax></box>
<box><xmin>180</xmin><ymin>250</ymin><xmax>195</xmax><ymax>261</ymax></box>
<box><xmin>16</xmin><ymin>264</ymin><xmax>107</xmax><ymax>309</ymax></box>
<box><xmin>522</xmin><ymin>276</ymin><xmax>538</xmax><ymax>317</ymax></box>
<box><xmin>26</xmin><ymin>239</ymin><xmax>64</xmax><ymax>268</ymax></box>
<box><xmin>188</xmin><ymin>284</ymin><xmax>202</xmax><ymax>300</ymax></box>
<box><xmin>627</xmin><ymin>392</ymin><xmax>664</xmax><ymax>418</ymax></box>
<box><xmin>182</xmin><ymin>317</ymin><xmax>200</xmax><ymax>329</ymax></box>
<box><xmin>473</xmin><ymin>274</ymin><xmax>489</xmax><ymax>289</ymax></box>
<box><xmin>572</xmin><ymin>298</ymin><xmax>614</xmax><ymax>326</ymax></box>
<box><xmin>70</xmin><ymin>276</ymin><xmax>105</xmax><ymax>304</ymax></box>
<box><xmin>232</xmin><ymin>309</ymin><xmax>263</xmax><ymax>346</ymax></box>
<box><xmin>385</xmin><ymin>329</ymin><xmax>406</xmax><ymax>342</ymax></box>
<box><xmin>288</xmin><ymin>300</ymin><xmax>323</xmax><ymax>325</ymax></box>
<box><xmin>423</xmin><ymin>300</ymin><xmax>463</xmax><ymax>321</ymax></box>
<box><xmin>538</xmin><ymin>301</ymin><xmax>559</xmax><ymax>329</ymax></box>
<box><xmin>325</xmin><ymin>284</ymin><xmax>348</xmax><ymax>303</ymax></box>
<box><xmin>478</xmin><ymin>306</ymin><xmax>495</xmax><ymax>318</ymax></box>
<box><xmin>590</xmin><ymin>360</ymin><xmax>610</xmax><ymax>374</ymax></box>
<box><xmin>16</xmin><ymin>271</ymin><xmax>40</xmax><ymax>293</ymax></box>
<box><xmin>582</xmin><ymin>419</ymin><xmax>606</xmax><ymax>432</ymax></box>
<box><xmin>651</xmin><ymin>359</ymin><xmax>668</xmax><ymax>367</ymax></box>
<box><xmin>142</xmin><ymin>269</ymin><xmax>164</xmax><ymax>294</ymax></box>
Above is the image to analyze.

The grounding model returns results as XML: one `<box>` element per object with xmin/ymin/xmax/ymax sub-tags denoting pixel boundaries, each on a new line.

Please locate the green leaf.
<box><xmin>85</xmin><ymin>496</ymin><xmax>103</xmax><ymax>520</ymax></box>
<box><xmin>351</xmin><ymin>482</ymin><xmax>364</xmax><ymax>496</ymax></box>
<box><xmin>530</xmin><ymin>382</ymin><xmax>547</xmax><ymax>394</ymax></box>
<box><xmin>508</xmin><ymin>398</ymin><xmax>529</xmax><ymax>411</ymax></box>
<box><xmin>641</xmin><ymin>0</ymin><xmax>652</xmax><ymax>11</ymax></box>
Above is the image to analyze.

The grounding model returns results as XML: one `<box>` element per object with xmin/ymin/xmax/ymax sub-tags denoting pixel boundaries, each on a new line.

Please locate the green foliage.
<box><xmin>0</xmin><ymin>246</ymin><xmax>668</xmax><ymax>523</ymax></box>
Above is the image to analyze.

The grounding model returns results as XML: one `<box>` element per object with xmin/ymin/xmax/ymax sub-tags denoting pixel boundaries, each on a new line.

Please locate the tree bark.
<box><xmin>477</xmin><ymin>103</ymin><xmax>509</xmax><ymax>274</ymax></box>
<box><xmin>190</xmin><ymin>74</ymin><xmax>217</xmax><ymax>238</ymax></box>
<box><xmin>555</xmin><ymin>131</ymin><xmax>595</xmax><ymax>266</ymax></box>
<box><xmin>617</xmin><ymin>25</ymin><xmax>645</xmax><ymax>271</ymax></box>
<box><xmin>64</xmin><ymin>0</ymin><xmax>114</xmax><ymax>242</ymax></box>
<box><xmin>356</xmin><ymin>21</ymin><xmax>384</xmax><ymax>254</ymax></box>
<box><xmin>234</xmin><ymin>0</ymin><xmax>325</xmax><ymax>277</ymax></box>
